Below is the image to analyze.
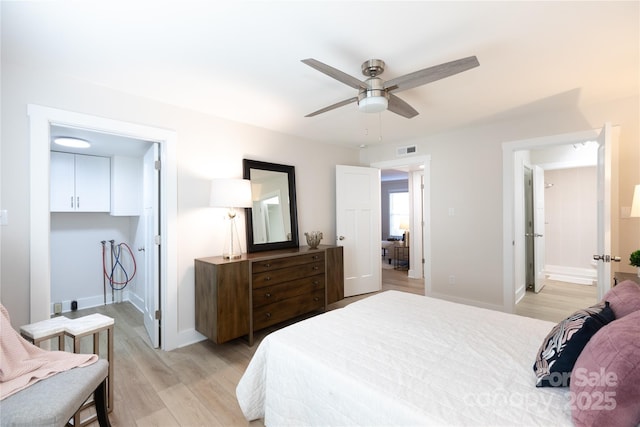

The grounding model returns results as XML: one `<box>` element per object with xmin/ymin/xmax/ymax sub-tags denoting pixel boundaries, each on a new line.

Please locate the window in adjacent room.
<box><xmin>389</xmin><ymin>191</ymin><xmax>409</xmax><ymax>237</ymax></box>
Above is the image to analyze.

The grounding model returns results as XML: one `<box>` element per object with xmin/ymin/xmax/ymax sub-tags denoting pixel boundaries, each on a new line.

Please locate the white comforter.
<box><xmin>236</xmin><ymin>290</ymin><xmax>573</xmax><ymax>426</ymax></box>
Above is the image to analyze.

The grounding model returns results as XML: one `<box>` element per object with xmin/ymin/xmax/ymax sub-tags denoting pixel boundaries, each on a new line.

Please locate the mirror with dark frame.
<box><xmin>243</xmin><ymin>159</ymin><xmax>299</xmax><ymax>253</ymax></box>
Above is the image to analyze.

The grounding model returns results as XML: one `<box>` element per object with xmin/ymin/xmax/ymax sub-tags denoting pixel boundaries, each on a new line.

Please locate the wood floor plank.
<box><xmin>135</xmin><ymin>408</ymin><xmax>180</xmax><ymax>427</ymax></box>
<box><xmin>158</xmin><ymin>382</ymin><xmax>223</xmax><ymax>426</ymax></box>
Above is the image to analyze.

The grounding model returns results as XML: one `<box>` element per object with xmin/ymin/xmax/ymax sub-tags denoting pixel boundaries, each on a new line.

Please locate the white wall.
<box><xmin>50</xmin><ymin>213</ymin><xmax>138</xmax><ymax>311</ymax></box>
<box><xmin>0</xmin><ymin>63</ymin><xmax>360</xmax><ymax>332</ymax></box>
<box><xmin>544</xmin><ymin>167</ymin><xmax>597</xmax><ymax>274</ymax></box>
<box><xmin>361</xmin><ymin>95</ymin><xmax>639</xmax><ymax>310</ymax></box>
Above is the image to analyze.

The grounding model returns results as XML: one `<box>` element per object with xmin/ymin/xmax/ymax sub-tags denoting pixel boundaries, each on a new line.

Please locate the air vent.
<box><xmin>396</xmin><ymin>145</ymin><xmax>417</xmax><ymax>157</ymax></box>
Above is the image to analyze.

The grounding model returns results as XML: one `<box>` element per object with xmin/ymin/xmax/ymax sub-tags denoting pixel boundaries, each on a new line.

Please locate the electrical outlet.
<box><xmin>448</xmin><ymin>275</ymin><xmax>456</xmax><ymax>285</ymax></box>
<box><xmin>54</xmin><ymin>303</ymin><xmax>62</xmax><ymax>315</ymax></box>
<box><xmin>0</xmin><ymin>210</ymin><xmax>7</xmax><ymax>226</ymax></box>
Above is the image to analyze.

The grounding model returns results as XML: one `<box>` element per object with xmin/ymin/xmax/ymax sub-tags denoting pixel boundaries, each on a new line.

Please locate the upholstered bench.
<box><xmin>0</xmin><ymin>359</ymin><xmax>110</xmax><ymax>427</ymax></box>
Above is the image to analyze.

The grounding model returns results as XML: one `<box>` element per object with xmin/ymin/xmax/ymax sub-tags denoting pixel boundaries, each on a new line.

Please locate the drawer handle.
<box><xmin>312</xmin><ymin>255</ymin><xmax>319</xmax><ymax>260</ymax></box>
<box><xmin>263</xmin><ymin>263</ymin><xmax>271</xmax><ymax>268</ymax></box>
<box><xmin>312</xmin><ymin>266</ymin><xmax>319</xmax><ymax>270</ymax></box>
<box><xmin>265</xmin><ymin>312</ymin><xmax>271</xmax><ymax>318</ymax></box>
<box><xmin>265</xmin><ymin>276</ymin><xmax>271</xmax><ymax>281</ymax></box>
<box><xmin>313</xmin><ymin>280</ymin><xmax>319</xmax><ymax>285</ymax></box>
<box><xmin>313</xmin><ymin>297</ymin><xmax>319</xmax><ymax>302</ymax></box>
<box><xmin>265</xmin><ymin>292</ymin><xmax>271</xmax><ymax>298</ymax></box>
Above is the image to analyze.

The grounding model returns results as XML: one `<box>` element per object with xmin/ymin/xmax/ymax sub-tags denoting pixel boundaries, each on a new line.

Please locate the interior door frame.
<box><xmin>27</xmin><ymin>105</ymin><xmax>179</xmax><ymax>350</ymax></box>
<box><xmin>371</xmin><ymin>156</ymin><xmax>431</xmax><ymax>293</ymax></box>
<box><xmin>502</xmin><ymin>126</ymin><xmax>617</xmax><ymax>313</ymax></box>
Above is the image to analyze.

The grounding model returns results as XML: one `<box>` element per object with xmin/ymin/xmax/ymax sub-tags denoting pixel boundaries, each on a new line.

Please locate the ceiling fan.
<box><xmin>302</xmin><ymin>56</ymin><xmax>479</xmax><ymax>118</ymax></box>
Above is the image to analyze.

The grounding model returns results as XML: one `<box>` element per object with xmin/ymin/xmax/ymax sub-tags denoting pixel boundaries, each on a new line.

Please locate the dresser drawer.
<box><xmin>252</xmin><ymin>252</ymin><xmax>325</xmax><ymax>274</ymax></box>
<box><xmin>253</xmin><ymin>289</ymin><xmax>325</xmax><ymax>330</ymax></box>
<box><xmin>252</xmin><ymin>261</ymin><xmax>324</xmax><ymax>289</ymax></box>
<box><xmin>253</xmin><ymin>275</ymin><xmax>324</xmax><ymax>308</ymax></box>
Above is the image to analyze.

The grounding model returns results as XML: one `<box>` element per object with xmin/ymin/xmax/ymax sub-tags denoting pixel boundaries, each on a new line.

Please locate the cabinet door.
<box><xmin>50</xmin><ymin>152</ymin><xmax>76</xmax><ymax>212</ymax></box>
<box><xmin>75</xmin><ymin>154</ymin><xmax>110</xmax><ymax>212</ymax></box>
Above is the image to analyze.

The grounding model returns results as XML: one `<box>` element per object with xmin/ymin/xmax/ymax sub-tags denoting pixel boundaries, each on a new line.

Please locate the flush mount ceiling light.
<box><xmin>54</xmin><ymin>137</ymin><xmax>91</xmax><ymax>148</ymax></box>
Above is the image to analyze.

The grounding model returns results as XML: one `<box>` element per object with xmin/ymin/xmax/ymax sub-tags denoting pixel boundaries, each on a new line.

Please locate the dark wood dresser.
<box><xmin>195</xmin><ymin>245</ymin><xmax>344</xmax><ymax>345</ymax></box>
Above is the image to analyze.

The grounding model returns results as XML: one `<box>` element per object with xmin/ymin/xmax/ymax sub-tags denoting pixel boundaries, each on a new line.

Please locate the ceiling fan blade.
<box><xmin>387</xmin><ymin>94</ymin><xmax>419</xmax><ymax>118</ymax></box>
<box><xmin>305</xmin><ymin>97</ymin><xmax>358</xmax><ymax>117</ymax></box>
<box><xmin>384</xmin><ymin>56</ymin><xmax>479</xmax><ymax>93</ymax></box>
<box><xmin>302</xmin><ymin>58</ymin><xmax>367</xmax><ymax>90</ymax></box>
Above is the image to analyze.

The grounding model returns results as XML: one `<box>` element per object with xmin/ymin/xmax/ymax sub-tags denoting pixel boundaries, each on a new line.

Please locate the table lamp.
<box><xmin>210</xmin><ymin>178</ymin><xmax>252</xmax><ymax>259</ymax></box>
<box><xmin>399</xmin><ymin>221</ymin><xmax>410</xmax><ymax>247</ymax></box>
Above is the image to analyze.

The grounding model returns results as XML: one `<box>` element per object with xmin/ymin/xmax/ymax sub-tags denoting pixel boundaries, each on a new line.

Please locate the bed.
<box><xmin>236</xmin><ymin>290</ymin><xmax>574</xmax><ymax>426</ymax></box>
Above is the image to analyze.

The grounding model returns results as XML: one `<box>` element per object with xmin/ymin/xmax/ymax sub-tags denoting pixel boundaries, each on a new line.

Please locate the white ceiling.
<box><xmin>3</xmin><ymin>1</ymin><xmax>639</xmax><ymax>149</ymax></box>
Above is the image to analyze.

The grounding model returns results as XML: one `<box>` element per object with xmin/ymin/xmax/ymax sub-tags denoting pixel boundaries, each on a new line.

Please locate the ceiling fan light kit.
<box><xmin>302</xmin><ymin>56</ymin><xmax>479</xmax><ymax>118</ymax></box>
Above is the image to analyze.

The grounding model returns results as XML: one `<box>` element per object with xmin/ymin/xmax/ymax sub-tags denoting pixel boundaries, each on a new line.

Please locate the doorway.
<box><xmin>27</xmin><ymin>105</ymin><xmax>180</xmax><ymax>350</ymax></box>
<box><xmin>371</xmin><ymin>156</ymin><xmax>431</xmax><ymax>294</ymax></box>
<box><xmin>502</xmin><ymin>125</ymin><xmax>618</xmax><ymax>313</ymax></box>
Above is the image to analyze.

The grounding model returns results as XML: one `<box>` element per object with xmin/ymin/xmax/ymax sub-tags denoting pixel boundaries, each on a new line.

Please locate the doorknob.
<box><xmin>338</xmin><ymin>236</ymin><xmax>345</xmax><ymax>240</ymax></box>
<box><xmin>593</xmin><ymin>254</ymin><xmax>622</xmax><ymax>262</ymax></box>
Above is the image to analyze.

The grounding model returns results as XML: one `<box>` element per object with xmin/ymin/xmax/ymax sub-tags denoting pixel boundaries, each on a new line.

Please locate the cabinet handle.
<box><xmin>76</xmin><ymin>196</ymin><xmax>79</xmax><ymax>209</ymax></box>
<box><xmin>265</xmin><ymin>312</ymin><xmax>271</xmax><ymax>318</ymax></box>
<box><xmin>265</xmin><ymin>292</ymin><xmax>271</xmax><ymax>298</ymax></box>
<box><xmin>70</xmin><ymin>196</ymin><xmax>74</xmax><ymax>208</ymax></box>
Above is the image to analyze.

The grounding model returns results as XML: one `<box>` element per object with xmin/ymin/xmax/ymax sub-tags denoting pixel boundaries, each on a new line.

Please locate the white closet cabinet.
<box><xmin>110</xmin><ymin>155</ymin><xmax>142</xmax><ymax>216</ymax></box>
<box><xmin>50</xmin><ymin>152</ymin><xmax>110</xmax><ymax>212</ymax></box>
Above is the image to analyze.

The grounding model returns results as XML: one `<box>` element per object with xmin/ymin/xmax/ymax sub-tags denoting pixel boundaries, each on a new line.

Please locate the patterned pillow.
<box><xmin>533</xmin><ymin>301</ymin><xmax>615</xmax><ymax>387</ymax></box>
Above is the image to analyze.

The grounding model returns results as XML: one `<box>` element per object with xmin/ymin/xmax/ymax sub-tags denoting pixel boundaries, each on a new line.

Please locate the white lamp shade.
<box><xmin>631</xmin><ymin>184</ymin><xmax>640</xmax><ymax>218</ymax></box>
<box><xmin>358</xmin><ymin>95</ymin><xmax>388</xmax><ymax>113</ymax></box>
<box><xmin>209</xmin><ymin>178</ymin><xmax>252</xmax><ymax>208</ymax></box>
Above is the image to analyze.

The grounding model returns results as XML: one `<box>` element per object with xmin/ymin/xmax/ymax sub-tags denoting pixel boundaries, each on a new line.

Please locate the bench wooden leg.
<box><xmin>94</xmin><ymin>379</ymin><xmax>111</xmax><ymax>427</ymax></box>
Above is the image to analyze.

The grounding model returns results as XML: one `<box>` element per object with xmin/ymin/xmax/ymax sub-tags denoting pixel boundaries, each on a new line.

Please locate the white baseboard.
<box><xmin>428</xmin><ymin>291</ymin><xmax>506</xmax><ymax>313</ymax></box>
<box><xmin>178</xmin><ymin>328</ymin><xmax>207</xmax><ymax>348</ymax></box>
<box><xmin>515</xmin><ymin>285</ymin><xmax>526</xmax><ymax>304</ymax></box>
<box><xmin>545</xmin><ymin>264</ymin><xmax>596</xmax><ymax>286</ymax></box>
<box><xmin>50</xmin><ymin>289</ymin><xmax>130</xmax><ymax>315</ymax></box>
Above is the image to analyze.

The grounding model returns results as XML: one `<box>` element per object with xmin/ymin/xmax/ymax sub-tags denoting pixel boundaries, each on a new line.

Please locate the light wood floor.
<box><xmin>72</xmin><ymin>271</ymin><xmax>588</xmax><ymax>426</ymax></box>
<box><xmin>514</xmin><ymin>279</ymin><xmax>598</xmax><ymax>323</ymax></box>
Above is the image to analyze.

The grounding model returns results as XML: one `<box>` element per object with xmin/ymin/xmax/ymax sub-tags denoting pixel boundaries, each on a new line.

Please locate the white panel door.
<box><xmin>336</xmin><ymin>165</ymin><xmax>381</xmax><ymax>297</ymax></box>
<box><xmin>595</xmin><ymin>123</ymin><xmax>613</xmax><ymax>300</ymax></box>
<box><xmin>143</xmin><ymin>144</ymin><xmax>160</xmax><ymax>348</ymax></box>
<box><xmin>533</xmin><ymin>165</ymin><xmax>546</xmax><ymax>293</ymax></box>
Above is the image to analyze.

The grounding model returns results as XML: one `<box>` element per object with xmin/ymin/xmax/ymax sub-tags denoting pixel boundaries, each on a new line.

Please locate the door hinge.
<box><xmin>155</xmin><ymin>310</ymin><xmax>161</xmax><ymax>320</ymax></box>
<box><xmin>154</xmin><ymin>235</ymin><xmax>162</xmax><ymax>245</ymax></box>
<box><xmin>154</xmin><ymin>160</ymin><xmax>161</xmax><ymax>170</ymax></box>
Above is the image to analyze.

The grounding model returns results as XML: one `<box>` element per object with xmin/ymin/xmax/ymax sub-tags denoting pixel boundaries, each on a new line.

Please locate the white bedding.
<box><xmin>236</xmin><ymin>290</ymin><xmax>573</xmax><ymax>426</ymax></box>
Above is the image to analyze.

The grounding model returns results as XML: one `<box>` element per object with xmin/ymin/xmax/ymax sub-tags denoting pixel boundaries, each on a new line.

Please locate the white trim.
<box><xmin>370</xmin><ymin>155</ymin><xmax>431</xmax><ymax>295</ymax></box>
<box><xmin>545</xmin><ymin>264</ymin><xmax>597</xmax><ymax>286</ymax></box>
<box><xmin>27</xmin><ymin>105</ymin><xmax>179</xmax><ymax>351</ymax></box>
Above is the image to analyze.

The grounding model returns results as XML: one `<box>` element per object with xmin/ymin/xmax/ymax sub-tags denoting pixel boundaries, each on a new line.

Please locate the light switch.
<box><xmin>0</xmin><ymin>210</ymin><xmax>7</xmax><ymax>226</ymax></box>
<box><xmin>448</xmin><ymin>207</ymin><xmax>455</xmax><ymax>217</ymax></box>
